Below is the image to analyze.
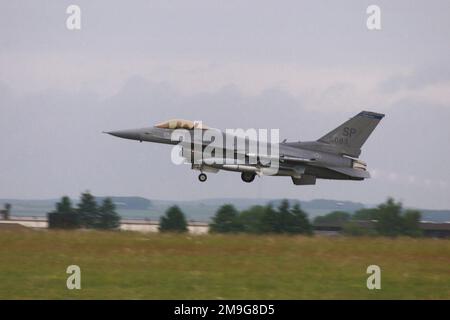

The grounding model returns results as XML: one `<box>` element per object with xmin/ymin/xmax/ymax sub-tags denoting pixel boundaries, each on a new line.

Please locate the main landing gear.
<box><xmin>198</xmin><ymin>172</ymin><xmax>256</xmax><ymax>183</ymax></box>
<box><xmin>241</xmin><ymin>172</ymin><xmax>256</xmax><ymax>183</ymax></box>
<box><xmin>198</xmin><ymin>173</ymin><xmax>207</xmax><ymax>182</ymax></box>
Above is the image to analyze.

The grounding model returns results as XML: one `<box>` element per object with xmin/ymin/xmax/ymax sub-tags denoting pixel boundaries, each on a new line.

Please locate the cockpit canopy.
<box><xmin>155</xmin><ymin>119</ymin><xmax>209</xmax><ymax>130</ymax></box>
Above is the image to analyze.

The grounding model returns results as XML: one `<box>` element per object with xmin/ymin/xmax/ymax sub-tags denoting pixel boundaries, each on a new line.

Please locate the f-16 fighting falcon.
<box><xmin>106</xmin><ymin>111</ymin><xmax>384</xmax><ymax>185</ymax></box>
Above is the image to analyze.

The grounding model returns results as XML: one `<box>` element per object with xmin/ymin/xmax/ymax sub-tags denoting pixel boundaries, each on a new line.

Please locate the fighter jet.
<box><xmin>106</xmin><ymin>111</ymin><xmax>384</xmax><ymax>185</ymax></box>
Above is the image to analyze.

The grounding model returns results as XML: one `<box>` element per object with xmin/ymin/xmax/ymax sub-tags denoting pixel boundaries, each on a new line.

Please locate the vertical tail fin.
<box><xmin>318</xmin><ymin>111</ymin><xmax>384</xmax><ymax>157</ymax></box>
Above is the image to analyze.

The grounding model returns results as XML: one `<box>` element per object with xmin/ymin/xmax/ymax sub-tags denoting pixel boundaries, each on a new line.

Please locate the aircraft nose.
<box><xmin>105</xmin><ymin>129</ymin><xmax>141</xmax><ymax>141</ymax></box>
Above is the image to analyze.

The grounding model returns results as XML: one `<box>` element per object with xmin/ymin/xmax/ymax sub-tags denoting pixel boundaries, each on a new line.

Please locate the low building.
<box><xmin>0</xmin><ymin>203</ymin><xmax>11</xmax><ymax>220</ymax></box>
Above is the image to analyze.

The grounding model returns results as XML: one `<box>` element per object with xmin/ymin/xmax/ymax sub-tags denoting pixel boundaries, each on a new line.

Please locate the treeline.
<box><xmin>160</xmin><ymin>198</ymin><xmax>422</xmax><ymax>237</ymax></box>
<box><xmin>159</xmin><ymin>200</ymin><xmax>313</xmax><ymax>235</ymax></box>
<box><xmin>314</xmin><ymin>198</ymin><xmax>422</xmax><ymax>237</ymax></box>
<box><xmin>48</xmin><ymin>192</ymin><xmax>120</xmax><ymax>229</ymax></box>
<box><xmin>48</xmin><ymin>193</ymin><xmax>422</xmax><ymax>237</ymax></box>
<box><xmin>210</xmin><ymin>200</ymin><xmax>313</xmax><ymax>234</ymax></box>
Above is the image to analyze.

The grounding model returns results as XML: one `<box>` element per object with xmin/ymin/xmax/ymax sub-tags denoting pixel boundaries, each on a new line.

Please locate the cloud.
<box><xmin>379</xmin><ymin>64</ymin><xmax>450</xmax><ymax>93</ymax></box>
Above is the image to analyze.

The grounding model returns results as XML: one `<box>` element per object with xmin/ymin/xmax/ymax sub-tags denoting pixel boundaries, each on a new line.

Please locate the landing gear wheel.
<box><xmin>241</xmin><ymin>172</ymin><xmax>256</xmax><ymax>183</ymax></box>
<box><xmin>198</xmin><ymin>173</ymin><xmax>207</xmax><ymax>182</ymax></box>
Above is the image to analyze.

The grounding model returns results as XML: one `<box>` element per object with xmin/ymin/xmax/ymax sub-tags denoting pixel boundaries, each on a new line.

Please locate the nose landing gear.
<box><xmin>241</xmin><ymin>172</ymin><xmax>256</xmax><ymax>183</ymax></box>
<box><xmin>198</xmin><ymin>173</ymin><xmax>207</xmax><ymax>182</ymax></box>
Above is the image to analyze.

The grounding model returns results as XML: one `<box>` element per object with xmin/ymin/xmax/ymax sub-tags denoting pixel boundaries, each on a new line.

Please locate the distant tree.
<box><xmin>260</xmin><ymin>203</ymin><xmax>280</xmax><ymax>233</ymax></box>
<box><xmin>159</xmin><ymin>206</ymin><xmax>188</xmax><ymax>233</ymax></box>
<box><xmin>314</xmin><ymin>211</ymin><xmax>351</xmax><ymax>226</ymax></box>
<box><xmin>56</xmin><ymin>196</ymin><xmax>73</xmax><ymax>215</ymax></box>
<box><xmin>277</xmin><ymin>199</ymin><xmax>292</xmax><ymax>232</ymax></box>
<box><xmin>376</xmin><ymin>198</ymin><xmax>404</xmax><ymax>237</ymax></box>
<box><xmin>238</xmin><ymin>205</ymin><xmax>266</xmax><ymax>234</ymax></box>
<box><xmin>78</xmin><ymin>191</ymin><xmax>100</xmax><ymax>228</ymax></box>
<box><xmin>260</xmin><ymin>200</ymin><xmax>292</xmax><ymax>233</ymax></box>
<box><xmin>352</xmin><ymin>208</ymin><xmax>379</xmax><ymax>221</ymax></box>
<box><xmin>48</xmin><ymin>196</ymin><xmax>80</xmax><ymax>229</ymax></box>
<box><xmin>98</xmin><ymin>198</ymin><xmax>121</xmax><ymax>230</ymax></box>
<box><xmin>402</xmin><ymin>209</ymin><xmax>422</xmax><ymax>237</ymax></box>
<box><xmin>48</xmin><ymin>194</ymin><xmax>122</xmax><ymax>230</ymax></box>
<box><xmin>344</xmin><ymin>198</ymin><xmax>423</xmax><ymax>237</ymax></box>
<box><xmin>342</xmin><ymin>221</ymin><xmax>376</xmax><ymax>236</ymax></box>
<box><xmin>260</xmin><ymin>200</ymin><xmax>313</xmax><ymax>235</ymax></box>
<box><xmin>288</xmin><ymin>203</ymin><xmax>313</xmax><ymax>235</ymax></box>
<box><xmin>209</xmin><ymin>204</ymin><xmax>243</xmax><ymax>233</ymax></box>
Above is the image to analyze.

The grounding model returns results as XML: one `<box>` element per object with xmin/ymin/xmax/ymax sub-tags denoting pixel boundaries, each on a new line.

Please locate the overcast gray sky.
<box><xmin>1</xmin><ymin>0</ymin><xmax>450</xmax><ymax>209</ymax></box>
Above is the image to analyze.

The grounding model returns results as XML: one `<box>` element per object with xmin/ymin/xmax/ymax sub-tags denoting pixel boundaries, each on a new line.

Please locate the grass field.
<box><xmin>0</xmin><ymin>229</ymin><xmax>449</xmax><ymax>299</ymax></box>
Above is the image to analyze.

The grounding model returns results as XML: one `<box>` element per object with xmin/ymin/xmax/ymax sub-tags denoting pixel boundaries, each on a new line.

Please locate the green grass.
<box><xmin>0</xmin><ymin>230</ymin><xmax>449</xmax><ymax>299</ymax></box>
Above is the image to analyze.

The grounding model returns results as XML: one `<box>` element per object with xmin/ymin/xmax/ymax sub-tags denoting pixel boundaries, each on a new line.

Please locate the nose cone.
<box><xmin>105</xmin><ymin>129</ymin><xmax>141</xmax><ymax>141</ymax></box>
